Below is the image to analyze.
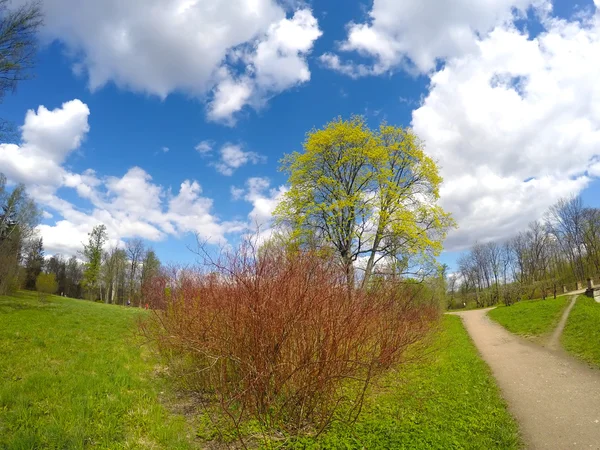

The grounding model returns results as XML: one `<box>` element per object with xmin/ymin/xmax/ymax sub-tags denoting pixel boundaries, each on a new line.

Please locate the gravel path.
<box><xmin>452</xmin><ymin>307</ymin><xmax>600</xmax><ymax>449</ymax></box>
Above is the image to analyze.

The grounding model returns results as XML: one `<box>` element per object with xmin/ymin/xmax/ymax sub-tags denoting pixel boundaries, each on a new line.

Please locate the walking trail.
<box><xmin>452</xmin><ymin>297</ymin><xmax>600</xmax><ymax>449</ymax></box>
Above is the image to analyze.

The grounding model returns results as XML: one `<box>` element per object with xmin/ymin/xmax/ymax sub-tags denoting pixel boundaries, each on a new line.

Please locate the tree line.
<box><xmin>449</xmin><ymin>196</ymin><xmax>600</xmax><ymax>308</ymax></box>
<box><xmin>1</xmin><ymin>172</ymin><xmax>160</xmax><ymax>304</ymax></box>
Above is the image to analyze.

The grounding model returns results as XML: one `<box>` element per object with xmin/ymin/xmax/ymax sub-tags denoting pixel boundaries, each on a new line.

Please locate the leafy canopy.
<box><xmin>275</xmin><ymin>116</ymin><xmax>455</xmax><ymax>286</ymax></box>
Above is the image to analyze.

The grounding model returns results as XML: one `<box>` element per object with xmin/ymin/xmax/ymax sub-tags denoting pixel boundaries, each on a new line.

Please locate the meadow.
<box><xmin>0</xmin><ymin>292</ymin><xmax>520</xmax><ymax>449</ymax></box>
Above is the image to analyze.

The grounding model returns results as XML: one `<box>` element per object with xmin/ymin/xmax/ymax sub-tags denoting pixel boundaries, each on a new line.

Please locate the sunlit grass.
<box><xmin>0</xmin><ymin>291</ymin><xmax>195</xmax><ymax>449</ymax></box>
<box><xmin>562</xmin><ymin>296</ymin><xmax>600</xmax><ymax>369</ymax></box>
<box><xmin>488</xmin><ymin>297</ymin><xmax>569</xmax><ymax>339</ymax></box>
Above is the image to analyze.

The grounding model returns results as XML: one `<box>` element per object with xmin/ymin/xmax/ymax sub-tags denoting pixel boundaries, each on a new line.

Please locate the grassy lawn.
<box><xmin>0</xmin><ymin>291</ymin><xmax>195</xmax><ymax>449</ymax></box>
<box><xmin>285</xmin><ymin>316</ymin><xmax>521</xmax><ymax>449</ymax></box>
<box><xmin>488</xmin><ymin>297</ymin><xmax>569</xmax><ymax>339</ymax></box>
<box><xmin>1</xmin><ymin>293</ymin><xmax>520</xmax><ymax>449</ymax></box>
<box><xmin>562</xmin><ymin>296</ymin><xmax>600</xmax><ymax>369</ymax></box>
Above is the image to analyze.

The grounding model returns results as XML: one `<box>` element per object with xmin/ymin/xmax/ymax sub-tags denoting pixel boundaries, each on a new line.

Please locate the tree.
<box><xmin>546</xmin><ymin>197</ymin><xmax>586</xmax><ymax>282</ymax></box>
<box><xmin>46</xmin><ymin>254</ymin><xmax>66</xmax><ymax>295</ymax></box>
<box><xmin>140</xmin><ymin>249</ymin><xmax>160</xmax><ymax>300</ymax></box>
<box><xmin>35</xmin><ymin>272</ymin><xmax>57</xmax><ymax>301</ymax></box>
<box><xmin>125</xmin><ymin>238</ymin><xmax>145</xmax><ymax>305</ymax></box>
<box><xmin>0</xmin><ymin>173</ymin><xmax>39</xmax><ymax>293</ymax></box>
<box><xmin>276</xmin><ymin>116</ymin><xmax>454</xmax><ymax>288</ymax></box>
<box><xmin>82</xmin><ymin>224</ymin><xmax>107</xmax><ymax>300</ymax></box>
<box><xmin>65</xmin><ymin>255</ymin><xmax>83</xmax><ymax>298</ymax></box>
<box><xmin>0</xmin><ymin>0</ymin><xmax>43</xmax><ymax>139</ymax></box>
<box><xmin>23</xmin><ymin>236</ymin><xmax>43</xmax><ymax>289</ymax></box>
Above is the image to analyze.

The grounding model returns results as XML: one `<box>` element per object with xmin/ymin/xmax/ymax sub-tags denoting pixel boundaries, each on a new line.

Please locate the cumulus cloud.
<box><xmin>234</xmin><ymin>177</ymin><xmax>288</xmax><ymax>225</ymax></box>
<box><xmin>195</xmin><ymin>140</ymin><xmax>214</xmax><ymax>156</ymax></box>
<box><xmin>207</xmin><ymin>8</ymin><xmax>322</xmax><ymax>123</ymax></box>
<box><xmin>20</xmin><ymin>0</ymin><xmax>321</xmax><ymax>123</ymax></box>
<box><xmin>326</xmin><ymin>0</ymin><xmax>548</xmax><ymax>75</ymax></box>
<box><xmin>412</xmin><ymin>6</ymin><xmax>600</xmax><ymax>249</ymax></box>
<box><xmin>0</xmin><ymin>100</ymin><xmax>248</xmax><ymax>256</ymax></box>
<box><xmin>0</xmin><ymin>100</ymin><xmax>90</xmax><ymax>186</ymax></box>
<box><xmin>213</xmin><ymin>144</ymin><xmax>266</xmax><ymax>176</ymax></box>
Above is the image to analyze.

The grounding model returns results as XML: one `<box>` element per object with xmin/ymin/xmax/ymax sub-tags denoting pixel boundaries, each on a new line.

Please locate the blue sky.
<box><xmin>2</xmin><ymin>0</ymin><xmax>600</xmax><ymax>270</ymax></box>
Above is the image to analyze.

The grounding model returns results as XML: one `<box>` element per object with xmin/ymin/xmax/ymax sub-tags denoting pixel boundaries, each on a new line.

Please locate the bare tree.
<box><xmin>1</xmin><ymin>0</ymin><xmax>43</xmax><ymax>139</ymax></box>
<box><xmin>126</xmin><ymin>238</ymin><xmax>145</xmax><ymax>306</ymax></box>
<box><xmin>546</xmin><ymin>197</ymin><xmax>586</xmax><ymax>282</ymax></box>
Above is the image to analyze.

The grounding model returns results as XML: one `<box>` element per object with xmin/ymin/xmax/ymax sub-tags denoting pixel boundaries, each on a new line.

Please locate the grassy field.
<box><xmin>488</xmin><ymin>296</ymin><xmax>569</xmax><ymax>339</ymax></box>
<box><xmin>0</xmin><ymin>293</ymin><xmax>520</xmax><ymax>449</ymax></box>
<box><xmin>0</xmin><ymin>291</ymin><xmax>195</xmax><ymax>449</ymax></box>
<box><xmin>562</xmin><ymin>296</ymin><xmax>600</xmax><ymax>369</ymax></box>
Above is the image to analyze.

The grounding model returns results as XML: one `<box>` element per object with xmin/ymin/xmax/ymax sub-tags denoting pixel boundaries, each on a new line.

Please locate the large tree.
<box><xmin>276</xmin><ymin>116</ymin><xmax>454</xmax><ymax>288</ymax></box>
<box><xmin>0</xmin><ymin>0</ymin><xmax>43</xmax><ymax>139</ymax></box>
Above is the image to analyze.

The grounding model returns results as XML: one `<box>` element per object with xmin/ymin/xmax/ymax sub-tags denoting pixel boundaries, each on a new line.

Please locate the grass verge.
<box><xmin>0</xmin><ymin>291</ymin><xmax>195</xmax><ymax>449</ymax></box>
<box><xmin>562</xmin><ymin>296</ymin><xmax>600</xmax><ymax>369</ymax></box>
<box><xmin>488</xmin><ymin>296</ymin><xmax>569</xmax><ymax>339</ymax></box>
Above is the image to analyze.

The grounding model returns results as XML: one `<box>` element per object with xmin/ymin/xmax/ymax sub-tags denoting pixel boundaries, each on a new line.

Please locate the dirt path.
<box><xmin>452</xmin><ymin>308</ymin><xmax>600</xmax><ymax>449</ymax></box>
<box><xmin>547</xmin><ymin>295</ymin><xmax>578</xmax><ymax>350</ymax></box>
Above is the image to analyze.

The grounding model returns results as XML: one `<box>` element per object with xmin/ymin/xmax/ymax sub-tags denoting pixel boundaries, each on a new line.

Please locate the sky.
<box><xmin>1</xmin><ymin>0</ymin><xmax>600</xmax><ymax>270</ymax></box>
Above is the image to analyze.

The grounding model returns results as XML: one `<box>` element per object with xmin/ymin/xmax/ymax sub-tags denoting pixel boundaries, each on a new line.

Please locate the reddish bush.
<box><xmin>141</xmin><ymin>242</ymin><xmax>438</xmax><ymax>439</ymax></box>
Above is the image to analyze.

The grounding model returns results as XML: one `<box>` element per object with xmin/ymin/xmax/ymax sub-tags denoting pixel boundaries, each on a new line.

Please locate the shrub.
<box><xmin>141</xmin><ymin>241</ymin><xmax>439</xmax><ymax>443</ymax></box>
<box><xmin>36</xmin><ymin>272</ymin><xmax>58</xmax><ymax>301</ymax></box>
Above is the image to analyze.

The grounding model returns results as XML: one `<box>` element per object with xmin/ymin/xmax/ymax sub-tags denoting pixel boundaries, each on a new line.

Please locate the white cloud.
<box><xmin>231</xmin><ymin>177</ymin><xmax>289</xmax><ymax>244</ymax></box>
<box><xmin>0</xmin><ymin>99</ymin><xmax>250</xmax><ymax>256</ymax></box>
<box><xmin>319</xmin><ymin>53</ymin><xmax>374</xmax><ymax>78</ymax></box>
<box><xmin>213</xmin><ymin>144</ymin><xmax>266</xmax><ymax>176</ymax></box>
<box><xmin>239</xmin><ymin>177</ymin><xmax>288</xmax><ymax>227</ymax></box>
<box><xmin>207</xmin><ymin>72</ymin><xmax>254</xmax><ymax>123</ymax></box>
<box><xmin>22</xmin><ymin>0</ymin><xmax>321</xmax><ymax>123</ymax></box>
<box><xmin>326</xmin><ymin>0</ymin><xmax>548</xmax><ymax>75</ymax></box>
<box><xmin>162</xmin><ymin>146</ymin><xmax>170</xmax><ymax>153</ymax></box>
<box><xmin>195</xmin><ymin>140</ymin><xmax>214</xmax><ymax>156</ymax></box>
<box><xmin>207</xmin><ymin>8</ymin><xmax>322</xmax><ymax>123</ymax></box>
<box><xmin>0</xmin><ymin>100</ymin><xmax>90</xmax><ymax>186</ymax></box>
<box><xmin>412</xmin><ymin>7</ymin><xmax>600</xmax><ymax>250</ymax></box>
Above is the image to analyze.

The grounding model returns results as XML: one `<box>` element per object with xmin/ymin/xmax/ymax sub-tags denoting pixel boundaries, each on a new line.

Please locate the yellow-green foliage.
<box><xmin>35</xmin><ymin>272</ymin><xmax>58</xmax><ymax>295</ymax></box>
<box><xmin>276</xmin><ymin>116</ymin><xmax>454</xmax><ymax>282</ymax></box>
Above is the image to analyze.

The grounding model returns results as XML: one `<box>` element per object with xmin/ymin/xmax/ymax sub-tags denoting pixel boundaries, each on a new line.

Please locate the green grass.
<box><xmin>0</xmin><ymin>291</ymin><xmax>196</xmax><ymax>449</ymax></box>
<box><xmin>1</xmin><ymin>293</ymin><xmax>521</xmax><ymax>449</ymax></box>
<box><xmin>288</xmin><ymin>316</ymin><xmax>521</xmax><ymax>449</ymax></box>
<box><xmin>562</xmin><ymin>296</ymin><xmax>600</xmax><ymax>369</ymax></box>
<box><xmin>488</xmin><ymin>296</ymin><xmax>569</xmax><ymax>339</ymax></box>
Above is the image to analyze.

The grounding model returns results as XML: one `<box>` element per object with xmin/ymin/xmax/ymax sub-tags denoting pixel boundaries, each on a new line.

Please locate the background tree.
<box><xmin>82</xmin><ymin>224</ymin><xmax>107</xmax><ymax>300</ymax></box>
<box><xmin>0</xmin><ymin>0</ymin><xmax>43</xmax><ymax>139</ymax></box>
<box><xmin>0</xmin><ymin>173</ymin><xmax>39</xmax><ymax>294</ymax></box>
<box><xmin>450</xmin><ymin>196</ymin><xmax>600</xmax><ymax>309</ymax></box>
<box><xmin>23</xmin><ymin>236</ymin><xmax>43</xmax><ymax>290</ymax></box>
<box><xmin>276</xmin><ymin>116</ymin><xmax>454</xmax><ymax>288</ymax></box>
<box><xmin>46</xmin><ymin>254</ymin><xmax>67</xmax><ymax>295</ymax></box>
<box><xmin>546</xmin><ymin>197</ymin><xmax>586</xmax><ymax>282</ymax></box>
<box><xmin>125</xmin><ymin>238</ymin><xmax>145</xmax><ymax>305</ymax></box>
<box><xmin>140</xmin><ymin>249</ymin><xmax>160</xmax><ymax>301</ymax></box>
<box><xmin>64</xmin><ymin>255</ymin><xmax>83</xmax><ymax>298</ymax></box>
<box><xmin>35</xmin><ymin>272</ymin><xmax>57</xmax><ymax>301</ymax></box>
